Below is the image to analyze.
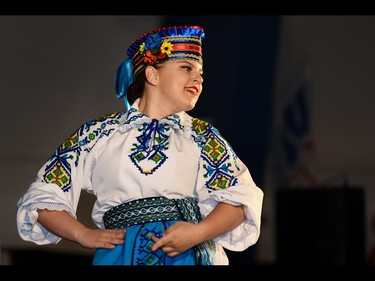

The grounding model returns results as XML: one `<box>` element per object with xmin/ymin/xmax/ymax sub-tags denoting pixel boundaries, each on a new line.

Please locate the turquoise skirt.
<box><xmin>93</xmin><ymin>220</ymin><xmax>196</xmax><ymax>265</ymax></box>
<box><xmin>92</xmin><ymin>197</ymin><xmax>216</xmax><ymax>265</ymax></box>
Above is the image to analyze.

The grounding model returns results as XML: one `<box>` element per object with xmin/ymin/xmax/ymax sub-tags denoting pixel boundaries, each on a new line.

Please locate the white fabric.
<box><xmin>16</xmin><ymin>98</ymin><xmax>264</xmax><ymax>264</ymax></box>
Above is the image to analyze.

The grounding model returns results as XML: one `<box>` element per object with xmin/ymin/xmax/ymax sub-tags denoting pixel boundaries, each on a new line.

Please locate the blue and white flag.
<box><xmin>268</xmin><ymin>64</ymin><xmax>317</xmax><ymax>188</ymax></box>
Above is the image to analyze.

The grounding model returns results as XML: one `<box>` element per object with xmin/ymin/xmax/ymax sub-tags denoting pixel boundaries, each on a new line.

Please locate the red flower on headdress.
<box><xmin>143</xmin><ymin>50</ymin><xmax>158</xmax><ymax>64</ymax></box>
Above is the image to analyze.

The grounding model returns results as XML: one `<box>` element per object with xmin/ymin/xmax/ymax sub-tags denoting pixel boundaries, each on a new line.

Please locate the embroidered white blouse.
<box><xmin>16</xmin><ymin>98</ymin><xmax>264</xmax><ymax>265</ymax></box>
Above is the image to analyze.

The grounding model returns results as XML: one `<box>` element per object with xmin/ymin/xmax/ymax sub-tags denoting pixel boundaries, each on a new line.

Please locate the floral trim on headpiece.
<box><xmin>139</xmin><ymin>34</ymin><xmax>173</xmax><ymax>65</ymax></box>
<box><xmin>115</xmin><ymin>26</ymin><xmax>205</xmax><ymax>111</ymax></box>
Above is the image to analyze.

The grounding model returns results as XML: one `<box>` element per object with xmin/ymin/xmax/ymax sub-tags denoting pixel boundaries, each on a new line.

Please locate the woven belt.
<box><xmin>103</xmin><ymin>197</ymin><xmax>188</xmax><ymax>229</ymax></box>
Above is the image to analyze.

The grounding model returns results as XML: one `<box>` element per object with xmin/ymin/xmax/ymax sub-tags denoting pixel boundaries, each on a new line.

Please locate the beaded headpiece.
<box><xmin>115</xmin><ymin>25</ymin><xmax>205</xmax><ymax>110</ymax></box>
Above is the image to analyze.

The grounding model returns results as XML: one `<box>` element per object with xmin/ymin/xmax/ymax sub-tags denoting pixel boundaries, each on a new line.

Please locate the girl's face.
<box><xmin>153</xmin><ymin>59</ymin><xmax>204</xmax><ymax>114</ymax></box>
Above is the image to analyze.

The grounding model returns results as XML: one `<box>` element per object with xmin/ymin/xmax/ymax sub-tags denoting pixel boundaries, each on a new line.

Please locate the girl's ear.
<box><xmin>145</xmin><ymin>65</ymin><xmax>158</xmax><ymax>85</ymax></box>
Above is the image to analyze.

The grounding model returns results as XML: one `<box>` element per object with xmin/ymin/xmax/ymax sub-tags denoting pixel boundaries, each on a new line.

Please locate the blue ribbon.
<box><xmin>115</xmin><ymin>58</ymin><xmax>133</xmax><ymax>110</ymax></box>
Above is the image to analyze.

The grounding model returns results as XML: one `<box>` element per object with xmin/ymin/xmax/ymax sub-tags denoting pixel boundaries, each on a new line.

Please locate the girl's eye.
<box><xmin>181</xmin><ymin>66</ymin><xmax>192</xmax><ymax>71</ymax></box>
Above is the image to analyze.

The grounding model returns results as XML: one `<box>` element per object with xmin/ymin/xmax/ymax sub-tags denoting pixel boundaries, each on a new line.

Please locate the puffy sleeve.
<box><xmin>16</xmin><ymin>112</ymin><xmax>123</xmax><ymax>245</ymax></box>
<box><xmin>192</xmin><ymin>118</ymin><xmax>264</xmax><ymax>252</ymax></box>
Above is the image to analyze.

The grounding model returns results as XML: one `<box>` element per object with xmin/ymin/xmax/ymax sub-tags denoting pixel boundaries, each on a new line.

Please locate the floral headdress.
<box><xmin>115</xmin><ymin>26</ymin><xmax>205</xmax><ymax>110</ymax></box>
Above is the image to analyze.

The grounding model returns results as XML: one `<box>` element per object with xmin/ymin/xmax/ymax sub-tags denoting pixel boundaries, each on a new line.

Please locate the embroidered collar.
<box><xmin>120</xmin><ymin>98</ymin><xmax>185</xmax><ymax>131</ymax></box>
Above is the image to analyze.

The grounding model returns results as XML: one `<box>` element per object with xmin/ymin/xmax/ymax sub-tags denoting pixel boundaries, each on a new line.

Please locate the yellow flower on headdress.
<box><xmin>139</xmin><ymin>42</ymin><xmax>146</xmax><ymax>54</ymax></box>
<box><xmin>160</xmin><ymin>40</ymin><xmax>173</xmax><ymax>55</ymax></box>
<box><xmin>139</xmin><ymin>35</ymin><xmax>171</xmax><ymax>64</ymax></box>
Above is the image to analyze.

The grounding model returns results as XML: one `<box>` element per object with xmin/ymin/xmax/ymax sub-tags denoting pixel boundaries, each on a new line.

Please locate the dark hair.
<box><xmin>127</xmin><ymin>70</ymin><xmax>146</xmax><ymax>105</ymax></box>
<box><xmin>127</xmin><ymin>64</ymin><xmax>162</xmax><ymax>105</ymax></box>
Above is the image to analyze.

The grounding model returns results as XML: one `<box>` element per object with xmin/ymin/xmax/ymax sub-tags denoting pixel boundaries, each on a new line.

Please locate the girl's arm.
<box><xmin>151</xmin><ymin>202</ymin><xmax>245</xmax><ymax>256</ymax></box>
<box><xmin>37</xmin><ymin>209</ymin><xmax>126</xmax><ymax>249</ymax></box>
